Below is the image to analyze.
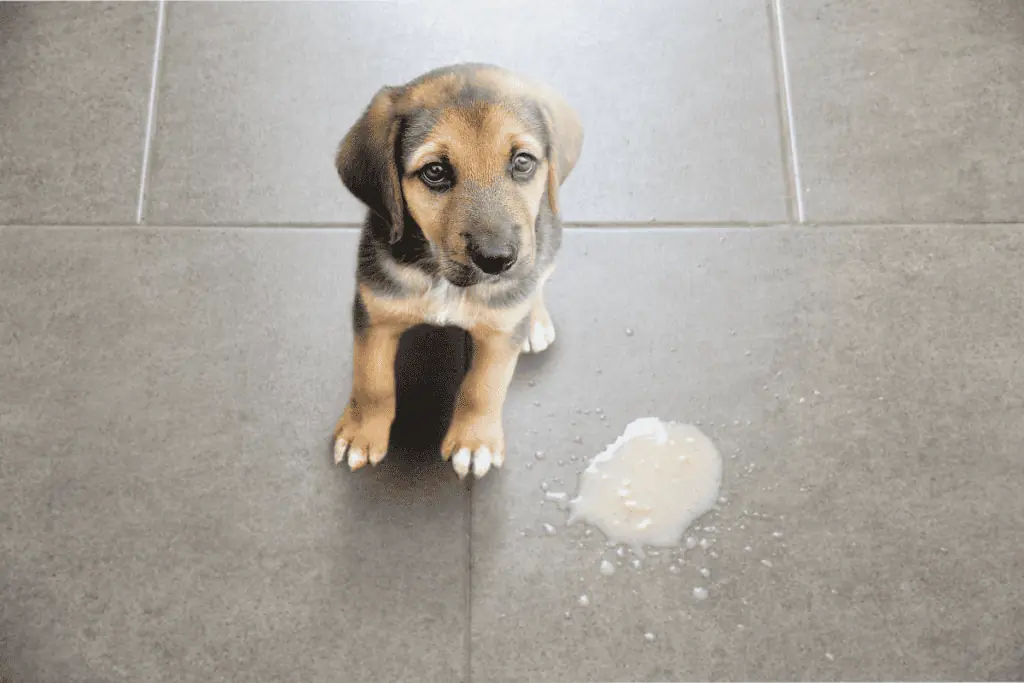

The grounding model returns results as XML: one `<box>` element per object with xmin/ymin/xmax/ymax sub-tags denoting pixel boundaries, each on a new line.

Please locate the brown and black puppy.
<box><xmin>333</xmin><ymin>63</ymin><xmax>583</xmax><ymax>479</ymax></box>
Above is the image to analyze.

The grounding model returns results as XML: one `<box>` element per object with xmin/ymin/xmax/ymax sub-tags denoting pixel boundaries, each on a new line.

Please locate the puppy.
<box><xmin>333</xmin><ymin>63</ymin><xmax>583</xmax><ymax>479</ymax></box>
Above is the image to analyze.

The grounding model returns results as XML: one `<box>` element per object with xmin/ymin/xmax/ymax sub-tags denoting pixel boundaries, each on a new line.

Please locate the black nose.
<box><xmin>467</xmin><ymin>237</ymin><xmax>518</xmax><ymax>275</ymax></box>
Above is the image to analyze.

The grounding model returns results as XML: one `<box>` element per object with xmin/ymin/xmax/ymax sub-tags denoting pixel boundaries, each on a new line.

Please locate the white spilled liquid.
<box><xmin>567</xmin><ymin>418</ymin><xmax>723</xmax><ymax>557</ymax></box>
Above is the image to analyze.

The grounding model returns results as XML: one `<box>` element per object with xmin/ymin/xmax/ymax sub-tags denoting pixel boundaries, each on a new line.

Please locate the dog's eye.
<box><xmin>420</xmin><ymin>162</ymin><xmax>453</xmax><ymax>189</ymax></box>
<box><xmin>511</xmin><ymin>152</ymin><xmax>537</xmax><ymax>179</ymax></box>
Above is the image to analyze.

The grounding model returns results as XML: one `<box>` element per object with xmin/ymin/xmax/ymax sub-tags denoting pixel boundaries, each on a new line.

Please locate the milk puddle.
<box><xmin>566</xmin><ymin>417</ymin><xmax>723</xmax><ymax>557</ymax></box>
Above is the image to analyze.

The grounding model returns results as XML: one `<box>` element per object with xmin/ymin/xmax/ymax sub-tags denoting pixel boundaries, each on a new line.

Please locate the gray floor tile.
<box><xmin>470</xmin><ymin>227</ymin><xmax>1024</xmax><ymax>682</ymax></box>
<box><xmin>784</xmin><ymin>0</ymin><xmax>1024</xmax><ymax>223</ymax></box>
<box><xmin>0</xmin><ymin>227</ymin><xmax>469</xmax><ymax>683</ymax></box>
<box><xmin>0</xmin><ymin>3</ymin><xmax>156</xmax><ymax>224</ymax></box>
<box><xmin>147</xmin><ymin>0</ymin><xmax>786</xmax><ymax>226</ymax></box>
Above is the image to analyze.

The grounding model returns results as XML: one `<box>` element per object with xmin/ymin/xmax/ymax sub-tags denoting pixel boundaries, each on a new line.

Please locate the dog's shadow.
<box><xmin>338</xmin><ymin>325</ymin><xmax>469</xmax><ymax>508</ymax></box>
<box><xmin>340</xmin><ymin>324</ymin><xmax>555</xmax><ymax>511</ymax></box>
<box><xmin>381</xmin><ymin>323</ymin><xmax>554</xmax><ymax>468</ymax></box>
<box><xmin>388</xmin><ymin>324</ymin><xmax>468</xmax><ymax>466</ymax></box>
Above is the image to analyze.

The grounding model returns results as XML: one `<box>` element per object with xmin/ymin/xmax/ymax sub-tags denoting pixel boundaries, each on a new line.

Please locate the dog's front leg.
<box><xmin>442</xmin><ymin>327</ymin><xmax>520</xmax><ymax>479</ymax></box>
<box><xmin>334</xmin><ymin>320</ymin><xmax>406</xmax><ymax>470</ymax></box>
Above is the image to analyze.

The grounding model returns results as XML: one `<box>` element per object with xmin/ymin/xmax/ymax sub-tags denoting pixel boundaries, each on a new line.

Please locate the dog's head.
<box><xmin>336</xmin><ymin>64</ymin><xmax>583</xmax><ymax>287</ymax></box>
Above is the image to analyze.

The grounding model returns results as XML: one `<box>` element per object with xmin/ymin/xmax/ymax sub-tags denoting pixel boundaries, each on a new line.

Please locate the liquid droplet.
<box><xmin>772</xmin><ymin>531</ymin><xmax>784</xmax><ymax>538</ymax></box>
<box><xmin>669</xmin><ymin>564</ymin><xmax>681</xmax><ymax>574</ymax></box>
<box><xmin>540</xmin><ymin>481</ymin><xmax>549</xmax><ymax>491</ymax></box>
<box><xmin>578</xmin><ymin>594</ymin><xmax>590</xmax><ymax>607</ymax></box>
<box><xmin>761</xmin><ymin>559</ymin><xmax>773</xmax><ymax>568</ymax></box>
<box><xmin>631</xmin><ymin>558</ymin><xmax>642</xmax><ymax>570</ymax></box>
<box><xmin>685</xmin><ymin>537</ymin><xmax>698</xmax><ymax>549</ymax></box>
<box><xmin>692</xmin><ymin>586</ymin><xmax>709</xmax><ymax>601</ymax></box>
<box><xmin>625</xmin><ymin>328</ymin><xmax>634</xmax><ymax>336</ymax></box>
<box><xmin>825</xmin><ymin>652</ymin><xmax>835</xmax><ymax>662</ymax></box>
<box><xmin>542</xmin><ymin>523</ymin><xmax>557</xmax><ymax>535</ymax></box>
<box><xmin>599</xmin><ymin>559</ymin><xmax>616</xmax><ymax>576</ymax></box>
<box><xmin>700</xmin><ymin>567</ymin><xmax>711</xmax><ymax>578</ymax></box>
<box><xmin>535</xmin><ymin>450</ymin><xmax>546</xmax><ymax>460</ymax></box>
<box><xmin>528</xmin><ymin>379</ymin><xmax>536</xmax><ymax>387</ymax></box>
<box><xmin>644</xmin><ymin>632</ymin><xmax>656</xmax><ymax>642</ymax></box>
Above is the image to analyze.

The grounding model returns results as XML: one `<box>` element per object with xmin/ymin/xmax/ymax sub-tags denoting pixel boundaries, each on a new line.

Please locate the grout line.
<box><xmin>0</xmin><ymin>220</ymin><xmax>789</xmax><ymax>230</ymax></box>
<box><xmin>135</xmin><ymin>0</ymin><xmax>167</xmax><ymax>225</ymax></box>
<box><xmin>6</xmin><ymin>221</ymin><xmax>1024</xmax><ymax>233</ymax></box>
<box><xmin>567</xmin><ymin>220</ymin><xmax>784</xmax><ymax>228</ymax></box>
<box><xmin>465</xmin><ymin>482</ymin><xmax>473</xmax><ymax>683</ymax></box>
<box><xmin>769</xmin><ymin>0</ymin><xmax>806</xmax><ymax>224</ymax></box>
<box><xmin>463</xmin><ymin>335</ymin><xmax>474</xmax><ymax>683</ymax></box>
<box><xmin>765</xmin><ymin>0</ymin><xmax>796</xmax><ymax>224</ymax></box>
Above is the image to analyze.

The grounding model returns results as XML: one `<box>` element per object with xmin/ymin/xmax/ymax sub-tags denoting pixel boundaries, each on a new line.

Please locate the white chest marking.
<box><xmin>424</xmin><ymin>280</ymin><xmax>468</xmax><ymax>327</ymax></box>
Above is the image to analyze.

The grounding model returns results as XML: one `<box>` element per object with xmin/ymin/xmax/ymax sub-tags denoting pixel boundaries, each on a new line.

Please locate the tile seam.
<box><xmin>135</xmin><ymin>0</ymin><xmax>167</xmax><ymax>225</ymax></box>
<box><xmin>769</xmin><ymin>0</ymin><xmax>806</xmax><ymax>223</ymax></box>
<box><xmin>8</xmin><ymin>221</ymin><xmax>1024</xmax><ymax>231</ymax></box>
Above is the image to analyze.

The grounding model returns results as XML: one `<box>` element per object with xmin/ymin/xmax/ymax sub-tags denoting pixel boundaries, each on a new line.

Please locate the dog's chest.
<box><xmin>422</xmin><ymin>280</ymin><xmax>471</xmax><ymax>327</ymax></box>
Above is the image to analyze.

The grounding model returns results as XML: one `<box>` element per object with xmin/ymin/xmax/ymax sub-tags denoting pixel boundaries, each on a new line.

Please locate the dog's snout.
<box><xmin>466</xmin><ymin>230</ymin><xmax>519</xmax><ymax>275</ymax></box>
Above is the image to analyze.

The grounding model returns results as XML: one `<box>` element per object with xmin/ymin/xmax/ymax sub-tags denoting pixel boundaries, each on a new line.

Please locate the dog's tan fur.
<box><xmin>333</xmin><ymin>64</ymin><xmax>582</xmax><ymax>478</ymax></box>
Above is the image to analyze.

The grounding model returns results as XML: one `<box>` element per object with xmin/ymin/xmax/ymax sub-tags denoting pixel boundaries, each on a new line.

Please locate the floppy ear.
<box><xmin>536</xmin><ymin>87</ymin><xmax>584</xmax><ymax>215</ymax></box>
<box><xmin>336</xmin><ymin>86</ymin><xmax>405</xmax><ymax>243</ymax></box>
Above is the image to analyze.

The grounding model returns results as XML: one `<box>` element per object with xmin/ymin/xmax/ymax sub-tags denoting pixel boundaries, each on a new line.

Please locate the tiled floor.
<box><xmin>1</xmin><ymin>2</ymin><xmax>1022</xmax><ymax>682</ymax></box>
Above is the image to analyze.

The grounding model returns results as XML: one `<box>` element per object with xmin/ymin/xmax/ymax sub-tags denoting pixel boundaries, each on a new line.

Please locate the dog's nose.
<box><xmin>467</xmin><ymin>236</ymin><xmax>518</xmax><ymax>275</ymax></box>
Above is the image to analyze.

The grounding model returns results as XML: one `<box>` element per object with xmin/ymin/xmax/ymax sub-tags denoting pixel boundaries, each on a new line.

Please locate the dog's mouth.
<box><xmin>441</xmin><ymin>260</ymin><xmax>505</xmax><ymax>288</ymax></box>
<box><xmin>444</xmin><ymin>272</ymin><xmax>476</xmax><ymax>288</ymax></box>
<box><xmin>443</xmin><ymin>265</ymin><xmax>484</xmax><ymax>288</ymax></box>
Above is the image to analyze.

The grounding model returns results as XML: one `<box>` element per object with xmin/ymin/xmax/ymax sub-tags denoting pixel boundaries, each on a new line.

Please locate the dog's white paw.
<box><xmin>447</xmin><ymin>446</ymin><xmax>503</xmax><ymax>479</ymax></box>
<box><xmin>333</xmin><ymin>409</ymin><xmax>391</xmax><ymax>470</ymax></box>
<box><xmin>334</xmin><ymin>440</ymin><xmax>370</xmax><ymax>470</ymax></box>
<box><xmin>521</xmin><ymin>318</ymin><xmax>556</xmax><ymax>354</ymax></box>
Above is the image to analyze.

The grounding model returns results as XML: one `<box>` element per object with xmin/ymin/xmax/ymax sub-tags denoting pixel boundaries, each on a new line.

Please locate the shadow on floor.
<box><xmin>389</xmin><ymin>324</ymin><xmax>468</xmax><ymax>460</ymax></box>
<box><xmin>334</xmin><ymin>325</ymin><xmax>470</xmax><ymax>500</ymax></box>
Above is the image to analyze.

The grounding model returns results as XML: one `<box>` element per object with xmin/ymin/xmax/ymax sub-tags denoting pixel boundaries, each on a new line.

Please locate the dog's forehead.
<box><xmin>398</xmin><ymin>70</ymin><xmax>548</xmax><ymax>155</ymax></box>
<box><xmin>401</xmin><ymin>64</ymin><xmax>525</xmax><ymax>107</ymax></box>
